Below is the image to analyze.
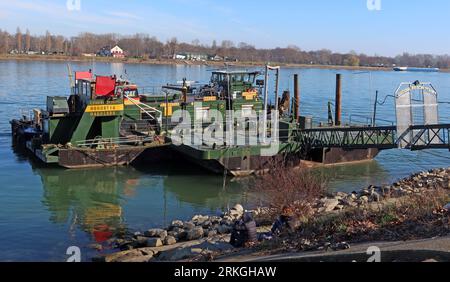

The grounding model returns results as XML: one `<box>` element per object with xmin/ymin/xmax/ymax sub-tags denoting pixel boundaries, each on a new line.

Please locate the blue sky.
<box><xmin>1</xmin><ymin>0</ymin><xmax>450</xmax><ymax>56</ymax></box>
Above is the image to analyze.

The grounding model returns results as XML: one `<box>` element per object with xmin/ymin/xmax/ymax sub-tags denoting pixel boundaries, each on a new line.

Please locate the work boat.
<box><xmin>143</xmin><ymin>68</ymin><xmax>380</xmax><ymax>176</ymax></box>
<box><xmin>161</xmin><ymin>66</ymin><xmax>387</xmax><ymax>176</ymax></box>
<box><xmin>11</xmin><ymin>68</ymin><xmax>387</xmax><ymax>176</ymax></box>
<box><xmin>11</xmin><ymin>71</ymin><xmax>167</xmax><ymax>168</ymax></box>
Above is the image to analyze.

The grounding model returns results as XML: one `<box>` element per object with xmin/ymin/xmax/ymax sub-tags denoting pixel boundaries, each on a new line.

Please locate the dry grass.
<box><xmin>251</xmin><ymin>159</ymin><xmax>327</xmax><ymax>220</ymax></box>
<box><xmin>249</xmin><ymin>187</ymin><xmax>449</xmax><ymax>255</ymax></box>
<box><xmin>299</xmin><ymin>188</ymin><xmax>450</xmax><ymax>245</ymax></box>
<box><xmin>248</xmin><ymin>163</ymin><xmax>450</xmax><ymax>253</ymax></box>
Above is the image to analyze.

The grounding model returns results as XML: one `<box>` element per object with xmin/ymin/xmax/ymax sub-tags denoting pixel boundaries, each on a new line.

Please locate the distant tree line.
<box><xmin>2</xmin><ymin>27</ymin><xmax>450</xmax><ymax>68</ymax></box>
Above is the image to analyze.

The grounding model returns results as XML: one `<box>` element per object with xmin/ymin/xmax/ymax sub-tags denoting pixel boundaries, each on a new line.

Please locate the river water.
<box><xmin>0</xmin><ymin>60</ymin><xmax>449</xmax><ymax>261</ymax></box>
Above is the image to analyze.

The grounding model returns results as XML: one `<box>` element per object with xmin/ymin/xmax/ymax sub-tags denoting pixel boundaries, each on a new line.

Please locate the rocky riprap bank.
<box><xmin>93</xmin><ymin>212</ymin><xmax>247</xmax><ymax>262</ymax></box>
<box><xmin>93</xmin><ymin>168</ymin><xmax>450</xmax><ymax>262</ymax></box>
<box><xmin>316</xmin><ymin>167</ymin><xmax>450</xmax><ymax>213</ymax></box>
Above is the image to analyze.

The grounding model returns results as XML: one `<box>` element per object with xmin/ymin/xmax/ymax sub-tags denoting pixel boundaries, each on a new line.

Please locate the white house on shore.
<box><xmin>111</xmin><ymin>45</ymin><xmax>125</xmax><ymax>58</ymax></box>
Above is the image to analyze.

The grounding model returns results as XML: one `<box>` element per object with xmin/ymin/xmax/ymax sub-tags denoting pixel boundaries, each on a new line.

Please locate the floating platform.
<box><xmin>171</xmin><ymin>142</ymin><xmax>379</xmax><ymax>177</ymax></box>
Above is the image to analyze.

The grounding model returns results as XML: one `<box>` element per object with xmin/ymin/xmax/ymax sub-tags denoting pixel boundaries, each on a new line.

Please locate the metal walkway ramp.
<box><xmin>294</xmin><ymin>124</ymin><xmax>450</xmax><ymax>151</ymax></box>
<box><xmin>294</xmin><ymin>81</ymin><xmax>449</xmax><ymax>152</ymax></box>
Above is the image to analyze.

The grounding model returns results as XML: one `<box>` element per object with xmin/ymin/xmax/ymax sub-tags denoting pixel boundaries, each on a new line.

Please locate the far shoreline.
<box><xmin>0</xmin><ymin>54</ymin><xmax>427</xmax><ymax>73</ymax></box>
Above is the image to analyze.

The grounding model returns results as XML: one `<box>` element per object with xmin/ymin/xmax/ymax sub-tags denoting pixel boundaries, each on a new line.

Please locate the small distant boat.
<box><xmin>393</xmin><ymin>67</ymin><xmax>440</xmax><ymax>72</ymax></box>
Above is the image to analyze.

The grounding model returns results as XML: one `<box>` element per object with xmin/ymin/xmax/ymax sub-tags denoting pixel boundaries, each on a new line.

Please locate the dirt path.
<box><xmin>217</xmin><ymin>236</ymin><xmax>450</xmax><ymax>262</ymax></box>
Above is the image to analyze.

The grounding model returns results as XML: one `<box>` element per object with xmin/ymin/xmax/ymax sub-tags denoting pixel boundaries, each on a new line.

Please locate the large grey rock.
<box><xmin>157</xmin><ymin>246</ymin><xmax>204</xmax><ymax>261</ymax></box>
<box><xmin>170</xmin><ymin>227</ymin><xmax>183</xmax><ymax>234</ymax></box>
<box><xmin>370</xmin><ymin>191</ymin><xmax>381</xmax><ymax>202</ymax></box>
<box><xmin>157</xmin><ymin>240</ymin><xmax>233</xmax><ymax>261</ymax></box>
<box><xmin>210</xmin><ymin>216</ymin><xmax>222</xmax><ymax>224</ymax></box>
<box><xmin>321</xmin><ymin>198</ymin><xmax>339</xmax><ymax>212</ymax></box>
<box><xmin>177</xmin><ymin>230</ymin><xmax>188</xmax><ymax>241</ymax></box>
<box><xmin>134</xmin><ymin>236</ymin><xmax>151</xmax><ymax>247</ymax></box>
<box><xmin>144</xmin><ymin>228</ymin><xmax>167</xmax><ymax>239</ymax></box>
<box><xmin>206</xmin><ymin>229</ymin><xmax>218</xmax><ymax>237</ymax></box>
<box><xmin>216</xmin><ymin>224</ymin><xmax>232</xmax><ymax>234</ymax></box>
<box><xmin>94</xmin><ymin>249</ymin><xmax>146</xmax><ymax>263</ymax></box>
<box><xmin>186</xmin><ymin>226</ymin><xmax>204</xmax><ymax>241</ymax></box>
<box><xmin>220</xmin><ymin>219</ymin><xmax>233</xmax><ymax>226</ymax></box>
<box><xmin>168</xmin><ymin>229</ymin><xmax>188</xmax><ymax>241</ymax></box>
<box><xmin>201</xmin><ymin>221</ymin><xmax>212</xmax><ymax>228</ymax></box>
<box><xmin>168</xmin><ymin>230</ymin><xmax>178</xmax><ymax>237</ymax></box>
<box><xmin>340</xmin><ymin>198</ymin><xmax>357</xmax><ymax>207</ymax></box>
<box><xmin>222</xmin><ymin>215</ymin><xmax>234</xmax><ymax>222</ymax></box>
<box><xmin>359</xmin><ymin>196</ymin><xmax>369</xmax><ymax>204</ymax></box>
<box><xmin>183</xmin><ymin>221</ymin><xmax>196</xmax><ymax>230</ymax></box>
<box><xmin>146</xmin><ymin>238</ymin><xmax>163</xmax><ymax>247</ymax></box>
<box><xmin>116</xmin><ymin>254</ymin><xmax>153</xmax><ymax>263</ymax></box>
<box><xmin>170</xmin><ymin>220</ymin><xmax>184</xmax><ymax>229</ymax></box>
<box><xmin>192</xmin><ymin>215</ymin><xmax>210</xmax><ymax>225</ymax></box>
<box><xmin>164</xmin><ymin>235</ymin><xmax>177</xmax><ymax>246</ymax></box>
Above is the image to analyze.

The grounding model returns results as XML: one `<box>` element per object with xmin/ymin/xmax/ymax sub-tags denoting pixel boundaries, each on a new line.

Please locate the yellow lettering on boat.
<box><xmin>85</xmin><ymin>104</ymin><xmax>124</xmax><ymax>113</ymax></box>
<box><xmin>203</xmin><ymin>96</ymin><xmax>217</xmax><ymax>102</ymax></box>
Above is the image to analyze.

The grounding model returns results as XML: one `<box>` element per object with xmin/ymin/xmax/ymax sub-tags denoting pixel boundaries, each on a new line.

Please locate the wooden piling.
<box><xmin>335</xmin><ymin>74</ymin><xmax>342</xmax><ymax>126</ymax></box>
<box><xmin>293</xmin><ymin>74</ymin><xmax>300</xmax><ymax>122</ymax></box>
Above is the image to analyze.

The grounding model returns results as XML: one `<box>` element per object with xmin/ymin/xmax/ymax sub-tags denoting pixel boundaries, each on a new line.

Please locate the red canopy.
<box><xmin>95</xmin><ymin>76</ymin><xmax>116</xmax><ymax>97</ymax></box>
<box><xmin>75</xmin><ymin>71</ymin><xmax>92</xmax><ymax>80</ymax></box>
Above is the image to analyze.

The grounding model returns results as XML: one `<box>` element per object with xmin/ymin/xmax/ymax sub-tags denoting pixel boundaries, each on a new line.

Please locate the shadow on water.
<box><xmin>132</xmin><ymin>153</ymin><xmax>249</xmax><ymax>209</ymax></box>
<box><xmin>312</xmin><ymin>160</ymin><xmax>390</xmax><ymax>193</ymax></box>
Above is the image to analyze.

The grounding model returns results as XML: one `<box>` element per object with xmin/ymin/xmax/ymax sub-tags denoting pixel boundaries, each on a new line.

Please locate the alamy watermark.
<box><xmin>167</xmin><ymin>106</ymin><xmax>280</xmax><ymax>157</ymax></box>
<box><xmin>66</xmin><ymin>246</ymin><xmax>81</xmax><ymax>262</ymax></box>
<box><xmin>367</xmin><ymin>0</ymin><xmax>382</xmax><ymax>11</ymax></box>
<box><xmin>351</xmin><ymin>246</ymin><xmax>382</xmax><ymax>262</ymax></box>
<box><xmin>366</xmin><ymin>246</ymin><xmax>381</xmax><ymax>262</ymax></box>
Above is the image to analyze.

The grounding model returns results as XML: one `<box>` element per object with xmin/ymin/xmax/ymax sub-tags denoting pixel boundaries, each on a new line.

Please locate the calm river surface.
<box><xmin>0</xmin><ymin>60</ymin><xmax>449</xmax><ymax>261</ymax></box>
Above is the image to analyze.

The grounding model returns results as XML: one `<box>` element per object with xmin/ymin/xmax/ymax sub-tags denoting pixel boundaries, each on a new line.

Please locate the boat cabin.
<box><xmin>210</xmin><ymin>70</ymin><xmax>260</xmax><ymax>100</ymax></box>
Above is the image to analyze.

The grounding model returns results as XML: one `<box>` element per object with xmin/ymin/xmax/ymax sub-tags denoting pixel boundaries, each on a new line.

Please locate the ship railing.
<box><xmin>124</xmin><ymin>94</ymin><xmax>162</xmax><ymax>121</ymax></box>
<box><xmin>349</xmin><ymin>114</ymin><xmax>373</xmax><ymax>126</ymax></box>
<box><xmin>292</xmin><ymin>125</ymin><xmax>397</xmax><ymax>149</ymax></box>
<box><xmin>349</xmin><ymin>114</ymin><xmax>395</xmax><ymax>127</ymax></box>
<box><xmin>75</xmin><ymin>135</ymin><xmax>155</xmax><ymax>147</ymax></box>
<box><xmin>19</xmin><ymin>109</ymin><xmax>33</xmax><ymax>121</ymax></box>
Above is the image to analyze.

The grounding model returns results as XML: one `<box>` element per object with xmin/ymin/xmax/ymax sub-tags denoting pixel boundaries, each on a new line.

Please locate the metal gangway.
<box><xmin>294</xmin><ymin>124</ymin><xmax>450</xmax><ymax>151</ymax></box>
<box><xmin>294</xmin><ymin>81</ymin><xmax>450</xmax><ymax>152</ymax></box>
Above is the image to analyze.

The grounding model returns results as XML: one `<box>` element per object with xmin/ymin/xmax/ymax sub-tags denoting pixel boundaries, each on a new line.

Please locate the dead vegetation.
<box><xmin>281</xmin><ymin>188</ymin><xmax>450</xmax><ymax>252</ymax></box>
<box><xmin>249</xmin><ymin>164</ymin><xmax>450</xmax><ymax>254</ymax></box>
<box><xmin>251</xmin><ymin>160</ymin><xmax>327</xmax><ymax>220</ymax></box>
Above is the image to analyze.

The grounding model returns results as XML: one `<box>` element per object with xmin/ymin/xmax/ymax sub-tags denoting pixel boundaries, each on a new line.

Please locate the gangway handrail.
<box><xmin>75</xmin><ymin>135</ymin><xmax>155</xmax><ymax>147</ymax></box>
<box><xmin>299</xmin><ymin>125</ymin><xmax>396</xmax><ymax>133</ymax></box>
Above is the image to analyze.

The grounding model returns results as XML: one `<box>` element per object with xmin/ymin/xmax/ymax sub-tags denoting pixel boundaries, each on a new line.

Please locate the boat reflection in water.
<box><xmin>37</xmin><ymin>167</ymin><xmax>140</xmax><ymax>243</ymax></box>
<box><xmin>33</xmin><ymin>162</ymin><xmax>247</xmax><ymax>244</ymax></box>
<box><xmin>33</xmin><ymin>159</ymin><xmax>388</xmax><ymax>240</ymax></box>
